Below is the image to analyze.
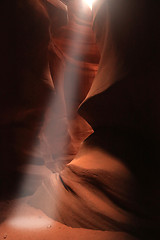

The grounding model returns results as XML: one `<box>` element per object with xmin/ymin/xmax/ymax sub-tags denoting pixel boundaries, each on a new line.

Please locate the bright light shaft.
<box><xmin>83</xmin><ymin>0</ymin><xmax>95</xmax><ymax>10</ymax></box>
<box><xmin>6</xmin><ymin>5</ymin><xmax>91</xmax><ymax>230</ymax></box>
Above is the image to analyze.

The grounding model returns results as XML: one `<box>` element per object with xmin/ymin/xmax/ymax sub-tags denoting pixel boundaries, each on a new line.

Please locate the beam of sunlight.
<box><xmin>6</xmin><ymin>3</ymin><xmax>93</xmax><ymax>230</ymax></box>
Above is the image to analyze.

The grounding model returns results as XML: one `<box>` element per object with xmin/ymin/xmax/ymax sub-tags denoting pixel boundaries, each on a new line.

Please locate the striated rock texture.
<box><xmin>28</xmin><ymin>1</ymin><xmax>160</xmax><ymax>239</ymax></box>
<box><xmin>0</xmin><ymin>0</ymin><xmax>99</xmax><ymax>199</ymax></box>
<box><xmin>0</xmin><ymin>0</ymin><xmax>55</xmax><ymax>199</ymax></box>
<box><xmin>1</xmin><ymin>1</ymin><xmax>159</xmax><ymax>239</ymax></box>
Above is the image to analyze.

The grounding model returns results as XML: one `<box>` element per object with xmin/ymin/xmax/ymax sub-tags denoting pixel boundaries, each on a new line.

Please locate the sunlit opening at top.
<box><xmin>83</xmin><ymin>0</ymin><xmax>95</xmax><ymax>10</ymax></box>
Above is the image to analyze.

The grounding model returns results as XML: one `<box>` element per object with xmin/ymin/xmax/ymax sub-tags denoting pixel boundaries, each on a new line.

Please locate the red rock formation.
<box><xmin>0</xmin><ymin>0</ymin><xmax>99</xmax><ymax>199</ymax></box>
<box><xmin>0</xmin><ymin>0</ymin><xmax>66</xmax><ymax>198</ymax></box>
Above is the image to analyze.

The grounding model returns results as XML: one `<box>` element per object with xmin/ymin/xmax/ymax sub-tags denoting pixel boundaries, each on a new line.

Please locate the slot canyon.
<box><xmin>0</xmin><ymin>0</ymin><xmax>160</xmax><ymax>239</ymax></box>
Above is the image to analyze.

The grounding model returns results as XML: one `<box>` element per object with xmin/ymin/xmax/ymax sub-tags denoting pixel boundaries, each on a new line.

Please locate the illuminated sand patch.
<box><xmin>5</xmin><ymin>201</ymin><xmax>53</xmax><ymax>230</ymax></box>
<box><xmin>7</xmin><ymin>216</ymin><xmax>52</xmax><ymax>229</ymax></box>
